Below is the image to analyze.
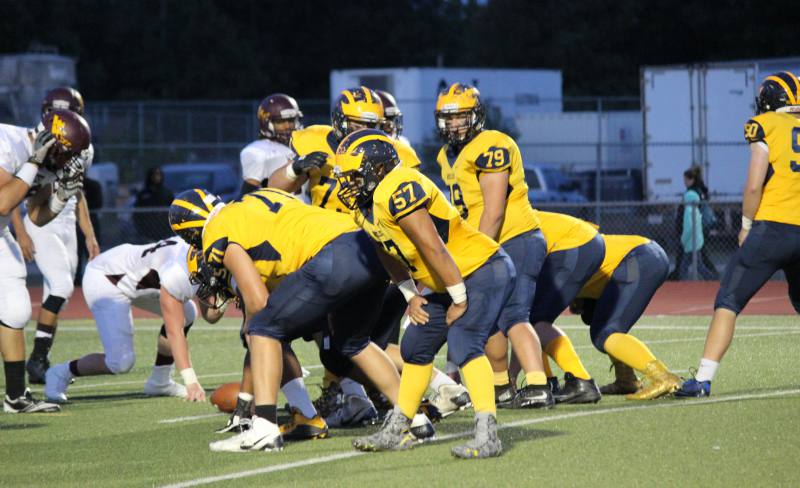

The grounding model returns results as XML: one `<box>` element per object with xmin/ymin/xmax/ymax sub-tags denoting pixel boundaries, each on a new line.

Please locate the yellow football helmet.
<box><xmin>434</xmin><ymin>82</ymin><xmax>485</xmax><ymax>145</ymax></box>
<box><xmin>334</xmin><ymin>128</ymin><xmax>399</xmax><ymax>210</ymax></box>
<box><xmin>332</xmin><ymin>86</ymin><xmax>385</xmax><ymax>141</ymax></box>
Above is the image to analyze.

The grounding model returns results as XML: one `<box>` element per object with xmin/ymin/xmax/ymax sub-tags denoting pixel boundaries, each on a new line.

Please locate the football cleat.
<box><xmin>674</xmin><ymin>378</ymin><xmax>711</xmax><ymax>398</ymax></box>
<box><xmin>410</xmin><ymin>413</ymin><xmax>436</xmax><ymax>442</ymax></box>
<box><xmin>552</xmin><ymin>373</ymin><xmax>601</xmax><ymax>404</ymax></box>
<box><xmin>417</xmin><ymin>398</ymin><xmax>443</xmax><ymax>423</ymax></box>
<box><xmin>451</xmin><ymin>413</ymin><xmax>502</xmax><ymax>459</ymax></box>
<box><xmin>626</xmin><ymin>360</ymin><xmax>681</xmax><ymax>401</ymax></box>
<box><xmin>367</xmin><ymin>389</ymin><xmax>393</xmax><ymax>416</ymax></box>
<box><xmin>44</xmin><ymin>362</ymin><xmax>72</xmax><ymax>403</ymax></box>
<box><xmin>600</xmin><ymin>360</ymin><xmax>641</xmax><ymax>395</ymax></box>
<box><xmin>280</xmin><ymin>407</ymin><xmax>329</xmax><ymax>440</ymax></box>
<box><xmin>313</xmin><ymin>382</ymin><xmax>342</xmax><ymax>419</ymax></box>
<box><xmin>4</xmin><ymin>389</ymin><xmax>61</xmax><ymax>413</ymax></box>
<box><xmin>324</xmin><ymin>394</ymin><xmax>379</xmax><ymax>428</ymax></box>
<box><xmin>26</xmin><ymin>354</ymin><xmax>50</xmax><ymax>385</ymax></box>
<box><xmin>216</xmin><ymin>395</ymin><xmax>253</xmax><ymax>434</ymax></box>
<box><xmin>510</xmin><ymin>384</ymin><xmax>554</xmax><ymax>409</ymax></box>
<box><xmin>209</xmin><ymin>417</ymin><xmax>283</xmax><ymax>452</ymax></box>
<box><xmin>429</xmin><ymin>384</ymin><xmax>471</xmax><ymax>417</ymax></box>
<box><xmin>495</xmin><ymin>383</ymin><xmax>516</xmax><ymax>409</ymax></box>
<box><xmin>547</xmin><ymin>376</ymin><xmax>561</xmax><ymax>395</ymax></box>
<box><xmin>144</xmin><ymin>371</ymin><xmax>187</xmax><ymax>398</ymax></box>
<box><xmin>352</xmin><ymin>407</ymin><xmax>415</xmax><ymax>452</ymax></box>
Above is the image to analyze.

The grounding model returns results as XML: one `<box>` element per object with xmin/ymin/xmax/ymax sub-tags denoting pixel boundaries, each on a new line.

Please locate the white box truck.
<box><xmin>642</xmin><ymin>57</ymin><xmax>800</xmax><ymax>201</ymax></box>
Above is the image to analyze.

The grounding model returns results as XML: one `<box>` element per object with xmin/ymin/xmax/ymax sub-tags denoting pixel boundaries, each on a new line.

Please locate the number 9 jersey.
<box><xmin>354</xmin><ymin>166</ymin><xmax>499</xmax><ymax>292</ymax></box>
<box><xmin>436</xmin><ymin>130</ymin><xmax>539</xmax><ymax>244</ymax></box>
<box><xmin>744</xmin><ymin>111</ymin><xmax>800</xmax><ymax>226</ymax></box>
<box><xmin>202</xmin><ymin>188</ymin><xmax>359</xmax><ymax>290</ymax></box>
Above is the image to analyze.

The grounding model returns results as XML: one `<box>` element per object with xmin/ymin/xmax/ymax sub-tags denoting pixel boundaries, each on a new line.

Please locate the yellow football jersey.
<box><xmin>537</xmin><ymin>211</ymin><xmax>598</xmax><ymax>254</ymax></box>
<box><xmin>352</xmin><ymin>166</ymin><xmax>499</xmax><ymax>292</ymax></box>
<box><xmin>744</xmin><ymin>112</ymin><xmax>800</xmax><ymax>226</ymax></box>
<box><xmin>202</xmin><ymin>188</ymin><xmax>358</xmax><ymax>290</ymax></box>
<box><xmin>436</xmin><ymin>130</ymin><xmax>539</xmax><ymax>244</ymax></box>
<box><xmin>578</xmin><ymin>234</ymin><xmax>651</xmax><ymax>299</ymax></box>
<box><xmin>291</xmin><ymin>125</ymin><xmax>421</xmax><ymax>212</ymax></box>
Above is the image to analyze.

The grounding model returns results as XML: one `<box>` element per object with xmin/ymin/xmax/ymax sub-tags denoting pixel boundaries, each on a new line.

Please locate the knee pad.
<box><xmin>400</xmin><ymin>333</ymin><xmax>437</xmax><ymax>366</ymax></box>
<box><xmin>0</xmin><ymin>302</ymin><xmax>31</xmax><ymax>330</ymax></box>
<box><xmin>42</xmin><ymin>295</ymin><xmax>68</xmax><ymax>315</ymax></box>
<box><xmin>105</xmin><ymin>351</ymin><xmax>135</xmax><ymax>374</ymax></box>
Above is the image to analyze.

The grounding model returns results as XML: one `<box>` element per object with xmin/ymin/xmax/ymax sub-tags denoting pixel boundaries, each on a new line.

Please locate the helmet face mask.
<box><xmin>434</xmin><ymin>83</ymin><xmax>485</xmax><ymax>146</ymax></box>
<box><xmin>258</xmin><ymin>94</ymin><xmax>303</xmax><ymax>145</ymax></box>
<box><xmin>334</xmin><ymin>129</ymin><xmax>399</xmax><ymax>210</ymax></box>
<box><xmin>188</xmin><ymin>247</ymin><xmax>235</xmax><ymax>310</ymax></box>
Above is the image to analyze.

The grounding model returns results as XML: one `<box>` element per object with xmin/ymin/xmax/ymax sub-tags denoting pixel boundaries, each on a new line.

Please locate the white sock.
<box><xmin>340</xmin><ymin>378</ymin><xmax>368</xmax><ymax>399</ymax></box>
<box><xmin>35</xmin><ymin>330</ymin><xmax>53</xmax><ymax>339</ymax></box>
<box><xmin>238</xmin><ymin>391</ymin><xmax>254</xmax><ymax>402</ymax></box>
<box><xmin>695</xmin><ymin>358</ymin><xmax>719</xmax><ymax>382</ymax></box>
<box><xmin>429</xmin><ymin>369</ymin><xmax>456</xmax><ymax>391</ymax></box>
<box><xmin>281</xmin><ymin>377</ymin><xmax>317</xmax><ymax>418</ymax></box>
<box><xmin>150</xmin><ymin>364</ymin><xmax>173</xmax><ymax>383</ymax></box>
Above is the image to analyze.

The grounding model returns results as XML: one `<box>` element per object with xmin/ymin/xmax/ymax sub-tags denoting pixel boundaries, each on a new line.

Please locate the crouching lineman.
<box><xmin>44</xmin><ymin>238</ymin><xmax>218</xmax><ymax>403</ymax></box>
<box><xmin>168</xmin><ymin>188</ymin><xmax>408</xmax><ymax>452</ymax></box>
<box><xmin>337</xmin><ymin>129</ymin><xmax>514</xmax><ymax>459</ymax></box>
<box><xmin>1</xmin><ymin>110</ymin><xmax>91</xmax><ymax>413</ymax></box>
<box><xmin>569</xmin><ymin>235</ymin><xmax>680</xmax><ymax>400</ymax></box>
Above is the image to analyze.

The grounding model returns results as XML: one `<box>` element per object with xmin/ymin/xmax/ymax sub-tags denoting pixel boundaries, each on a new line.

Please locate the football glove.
<box><xmin>28</xmin><ymin>130</ymin><xmax>56</xmax><ymax>166</ymax></box>
<box><xmin>53</xmin><ymin>173</ymin><xmax>84</xmax><ymax>202</ymax></box>
<box><xmin>291</xmin><ymin>151</ymin><xmax>328</xmax><ymax>176</ymax></box>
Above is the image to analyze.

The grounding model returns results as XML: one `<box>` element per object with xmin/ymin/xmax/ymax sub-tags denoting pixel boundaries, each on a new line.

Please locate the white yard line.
<box><xmin>667</xmin><ymin>295</ymin><xmax>787</xmax><ymax>315</ymax></box>
<box><xmin>159</xmin><ymin>413</ymin><xmax>226</xmax><ymax>424</ymax></box>
<box><xmin>160</xmin><ymin>388</ymin><xmax>800</xmax><ymax>488</ymax></box>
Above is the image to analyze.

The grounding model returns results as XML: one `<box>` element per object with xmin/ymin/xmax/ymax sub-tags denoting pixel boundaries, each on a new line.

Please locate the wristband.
<box><xmin>180</xmin><ymin>367</ymin><xmax>199</xmax><ymax>386</ymax></box>
<box><xmin>16</xmin><ymin>163</ymin><xmax>39</xmax><ymax>187</ymax></box>
<box><xmin>741</xmin><ymin>216</ymin><xmax>753</xmax><ymax>231</ymax></box>
<box><xmin>48</xmin><ymin>193</ymin><xmax>68</xmax><ymax>214</ymax></box>
<box><xmin>446</xmin><ymin>282</ymin><xmax>467</xmax><ymax>305</ymax></box>
<box><xmin>285</xmin><ymin>163</ymin><xmax>299</xmax><ymax>181</ymax></box>
<box><xmin>397</xmin><ymin>279</ymin><xmax>418</xmax><ymax>302</ymax></box>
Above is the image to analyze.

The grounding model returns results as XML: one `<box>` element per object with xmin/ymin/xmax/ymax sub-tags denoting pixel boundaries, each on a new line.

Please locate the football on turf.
<box><xmin>210</xmin><ymin>382</ymin><xmax>241</xmax><ymax>413</ymax></box>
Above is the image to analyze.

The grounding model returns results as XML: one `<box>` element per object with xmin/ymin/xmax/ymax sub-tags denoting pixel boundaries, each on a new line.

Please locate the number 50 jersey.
<box><xmin>202</xmin><ymin>189</ymin><xmax>359</xmax><ymax>290</ymax></box>
<box><xmin>744</xmin><ymin>111</ymin><xmax>800</xmax><ymax>226</ymax></box>
<box><xmin>436</xmin><ymin>130</ymin><xmax>539</xmax><ymax>244</ymax></box>
<box><xmin>354</xmin><ymin>166</ymin><xmax>499</xmax><ymax>292</ymax></box>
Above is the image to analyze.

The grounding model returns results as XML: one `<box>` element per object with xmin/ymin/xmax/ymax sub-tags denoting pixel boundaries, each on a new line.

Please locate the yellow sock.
<box><xmin>398</xmin><ymin>363</ymin><xmax>433</xmax><ymax>419</ymax></box>
<box><xmin>603</xmin><ymin>333</ymin><xmax>657</xmax><ymax>372</ymax></box>
<box><xmin>493</xmin><ymin>370</ymin><xmax>510</xmax><ymax>386</ymax></box>
<box><xmin>461</xmin><ymin>355</ymin><xmax>496</xmax><ymax>416</ymax></box>
<box><xmin>525</xmin><ymin>371</ymin><xmax>547</xmax><ymax>386</ymax></box>
<box><xmin>543</xmin><ymin>354</ymin><xmax>553</xmax><ymax>377</ymax></box>
<box><xmin>545</xmin><ymin>335</ymin><xmax>591</xmax><ymax>380</ymax></box>
<box><xmin>323</xmin><ymin>369</ymin><xmax>339</xmax><ymax>388</ymax></box>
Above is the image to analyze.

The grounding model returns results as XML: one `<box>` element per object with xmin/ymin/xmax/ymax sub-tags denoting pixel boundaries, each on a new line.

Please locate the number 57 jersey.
<box><xmin>744</xmin><ymin>111</ymin><xmax>800</xmax><ymax>226</ymax></box>
<box><xmin>202</xmin><ymin>189</ymin><xmax>359</xmax><ymax>290</ymax></box>
<box><xmin>354</xmin><ymin>166</ymin><xmax>499</xmax><ymax>292</ymax></box>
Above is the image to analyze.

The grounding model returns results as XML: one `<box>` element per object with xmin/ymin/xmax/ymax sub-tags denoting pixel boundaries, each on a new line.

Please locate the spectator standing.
<box><xmin>678</xmin><ymin>167</ymin><xmax>716</xmax><ymax>280</ymax></box>
<box><xmin>133</xmin><ymin>166</ymin><xmax>174</xmax><ymax>241</ymax></box>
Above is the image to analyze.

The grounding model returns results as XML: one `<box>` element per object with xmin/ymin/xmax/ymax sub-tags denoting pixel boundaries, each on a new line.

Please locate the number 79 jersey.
<box><xmin>202</xmin><ymin>188</ymin><xmax>359</xmax><ymax>290</ymax></box>
<box><xmin>744</xmin><ymin>111</ymin><xmax>800</xmax><ymax>226</ymax></box>
<box><xmin>354</xmin><ymin>166</ymin><xmax>499</xmax><ymax>292</ymax></box>
<box><xmin>436</xmin><ymin>130</ymin><xmax>539</xmax><ymax>244</ymax></box>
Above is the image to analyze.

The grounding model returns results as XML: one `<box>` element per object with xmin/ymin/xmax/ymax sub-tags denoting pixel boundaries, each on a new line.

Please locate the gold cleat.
<box><xmin>625</xmin><ymin>360</ymin><xmax>681</xmax><ymax>401</ymax></box>
<box><xmin>600</xmin><ymin>359</ymin><xmax>641</xmax><ymax>395</ymax></box>
<box><xmin>280</xmin><ymin>407</ymin><xmax>329</xmax><ymax>440</ymax></box>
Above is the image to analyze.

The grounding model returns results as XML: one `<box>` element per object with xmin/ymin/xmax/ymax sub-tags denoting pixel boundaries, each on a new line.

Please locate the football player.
<box><xmin>44</xmin><ymin>238</ymin><xmax>220</xmax><ymax>403</ymax></box>
<box><xmin>527</xmin><ymin>211</ymin><xmax>604</xmax><ymax>403</ymax></box>
<box><xmin>12</xmin><ymin>87</ymin><xmax>101</xmax><ymax>385</ymax></box>
<box><xmin>376</xmin><ymin>89</ymin><xmax>411</xmax><ymax>146</ymax></box>
<box><xmin>337</xmin><ymin>129</ymin><xmax>512</xmax><ymax>459</ymax></box>
<box><xmin>569</xmin><ymin>235</ymin><xmax>680</xmax><ymax>400</ymax></box>
<box><xmin>677</xmin><ymin>72</ymin><xmax>800</xmax><ymax>398</ymax></box>
<box><xmin>268</xmin><ymin>86</ymin><xmax>420</xmax><ymax>212</ymax></box>
<box><xmin>434</xmin><ymin>82</ymin><xmax>552</xmax><ymax>409</ymax></box>
<box><xmin>169</xmin><ymin>188</ymin><xmax>410</xmax><ymax>452</ymax></box>
<box><xmin>240</xmin><ymin>93</ymin><xmax>302</xmax><ymax>195</ymax></box>
<box><xmin>0</xmin><ymin>109</ymin><xmax>90</xmax><ymax>413</ymax></box>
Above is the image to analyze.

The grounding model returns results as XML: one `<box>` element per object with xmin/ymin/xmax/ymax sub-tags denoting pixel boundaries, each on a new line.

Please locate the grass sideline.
<box><xmin>1</xmin><ymin>315</ymin><xmax>798</xmax><ymax>487</ymax></box>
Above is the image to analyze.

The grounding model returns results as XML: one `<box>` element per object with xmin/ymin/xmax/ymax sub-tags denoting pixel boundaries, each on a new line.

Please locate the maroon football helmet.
<box><xmin>376</xmin><ymin>90</ymin><xmax>403</xmax><ymax>138</ymax></box>
<box><xmin>41</xmin><ymin>109</ymin><xmax>92</xmax><ymax>170</ymax></box>
<box><xmin>41</xmin><ymin>87</ymin><xmax>85</xmax><ymax>117</ymax></box>
<box><xmin>257</xmin><ymin>93</ymin><xmax>303</xmax><ymax>145</ymax></box>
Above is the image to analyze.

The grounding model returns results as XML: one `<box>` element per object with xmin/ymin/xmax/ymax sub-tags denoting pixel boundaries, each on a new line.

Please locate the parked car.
<box><xmin>525</xmin><ymin>165</ymin><xmax>587</xmax><ymax>204</ymax></box>
<box><xmin>160</xmin><ymin>162</ymin><xmax>241</xmax><ymax>203</ymax></box>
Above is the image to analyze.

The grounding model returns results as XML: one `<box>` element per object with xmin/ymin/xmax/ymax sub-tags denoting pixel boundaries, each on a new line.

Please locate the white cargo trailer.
<box><xmin>0</xmin><ymin>52</ymin><xmax>77</xmax><ymax>125</ymax></box>
<box><xmin>330</xmin><ymin>67</ymin><xmax>561</xmax><ymax>148</ymax></box>
<box><xmin>642</xmin><ymin>57</ymin><xmax>800</xmax><ymax>201</ymax></box>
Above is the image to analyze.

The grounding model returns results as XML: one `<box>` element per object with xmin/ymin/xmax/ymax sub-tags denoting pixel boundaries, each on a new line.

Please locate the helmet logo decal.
<box><xmin>50</xmin><ymin>114</ymin><xmax>72</xmax><ymax>148</ymax></box>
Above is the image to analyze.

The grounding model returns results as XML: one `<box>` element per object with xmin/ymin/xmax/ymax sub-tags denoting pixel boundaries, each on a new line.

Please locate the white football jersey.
<box><xmin>0</xmin><ymin>123</ymin><xmax>58</xmax><ymax>231</ymax></box>
<box><xmin>87</xmin><ymin>238</ymin><xmax>197</xmax><ymax>302</ymax></box>
<box><xmin>240</xmin><ymin>138</ymin><xmax>293</xmax><ymax>184</ymax></box>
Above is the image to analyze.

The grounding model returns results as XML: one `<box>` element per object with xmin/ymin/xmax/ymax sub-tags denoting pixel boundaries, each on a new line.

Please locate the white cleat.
<box><xmin>144</xmin><ymin>378</ymin><xmax>187</xmax><ymax>397</ymax></box>
<box><xmin>429</xmin><ymin>383</ymin><xmax>471</xmax><ymax>417</ymax></box>
<box><xmin>209</xmin><ymin>417</ymin><xmax>284</xmax><ymax>453</ymax></box>
<box><xmin>44</xmin><ymin>362</ymin><xmax>72</xmax><ymax>404</ymax></box>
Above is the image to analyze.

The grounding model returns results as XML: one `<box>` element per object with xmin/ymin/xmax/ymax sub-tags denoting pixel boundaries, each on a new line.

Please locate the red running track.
<box><xmin>29</xmin><ymin>281</ymin><xmax>796</xmax><ymax>321</ymax></box>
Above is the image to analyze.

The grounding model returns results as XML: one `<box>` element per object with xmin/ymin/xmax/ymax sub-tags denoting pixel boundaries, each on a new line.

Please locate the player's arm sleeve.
<box><xmin>474</xmin><ymin>140</ymin><xmax>514</xmax><ymax>173</ymax></box>
<box><xmin>158</xmin><ymin>262</ymin><xmax>194</xmax><ymax>302</ymax></box>
<box><xmin>385</xmin><ymin>180</ymin><xmax>430</xmax><ymax>221</ymax></box>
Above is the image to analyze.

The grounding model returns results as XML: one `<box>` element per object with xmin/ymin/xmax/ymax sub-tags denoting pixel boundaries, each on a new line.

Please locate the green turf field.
<box><xmin>2</xmin><ymin>315</ymin><xmax>798</xmax><ymax>487</ymax></box>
